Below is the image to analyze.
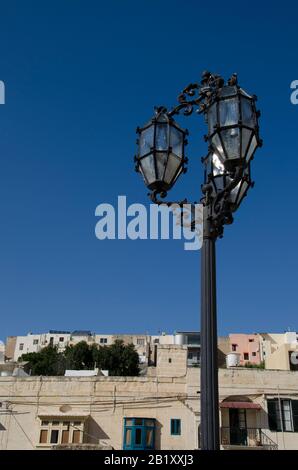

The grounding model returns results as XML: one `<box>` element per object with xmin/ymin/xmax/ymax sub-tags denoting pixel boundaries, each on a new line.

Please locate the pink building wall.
<box><xmin>229</xmin><ymin>333</ymin><xmax>261</xmax><ymax>365</ymax></box>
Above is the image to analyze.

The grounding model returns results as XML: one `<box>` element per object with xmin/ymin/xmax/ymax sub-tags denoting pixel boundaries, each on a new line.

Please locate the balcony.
<box><xmin>220</xmin><ymin>427</ymin><xmax>277</xmax><ymax>450</ymax></box>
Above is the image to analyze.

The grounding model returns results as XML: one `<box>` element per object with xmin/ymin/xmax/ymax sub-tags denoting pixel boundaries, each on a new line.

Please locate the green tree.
<box><xmin>19</xmin><ymin>345</ymin><xmax>66</xmax><ymax>376</ymax></box>
<box><xmin>64</xmin><ymin>341</ymin><xmax>93</xmax><ymax>370</ymax></box>
<box><xmin>95</xmin><ymin>340</ymin><xmax>140</xmax><ymax>376</ymax></box>
<box><xmin>19</xmin><ymin>340</ymin><xmax>140</xmax><ymax>376</ymax></box>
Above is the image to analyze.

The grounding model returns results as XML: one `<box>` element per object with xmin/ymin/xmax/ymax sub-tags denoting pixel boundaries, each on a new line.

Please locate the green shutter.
<box><xmin>267</xmin><ymin>400</ymin><xmax>278</xmax><ymax>431</ymax></box>
<box><xmin>170</xmin><ymin>419</ymin><xmax>181</xmax><ymax>435</ymax></box>
<box><xmin>291</xmin><ymin>400</ymin><xmax>298</xmax><ymax>432</ymax></box>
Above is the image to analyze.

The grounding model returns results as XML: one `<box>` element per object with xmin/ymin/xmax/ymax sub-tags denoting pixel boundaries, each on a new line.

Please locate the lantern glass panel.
<box><xmin>156</xmin><ymin>152</ymin><xmax>167</xmax><ymax>180</ymax></box>
<box><xmin>172</xmin><ymin>167</ymin><xmax>183</xmax><ymax>186</ymax></box>
<box><xmin>139</xmin><ymin>125</ymin><xmax>154</xmax><ymax>156</ymax></box>
<box><xmin>170</xmin><ymin>126</ymin><xmax>183</xmax><ymax>158</ymax></box>
<box><xmin>239</xmin><ymin>88</ymin><xmax>252</xmax><ymax>98</ymax></box>
<box><xmin>208</xmin><ymin>103</ymin><xmax>217</xmax><ymax>134</ymax></box>
<box><xmin>211</xmin><ymin>134</ymin><xmax>225</xmax><ymax>160</ymax></box>
<box><xmin>164</xmin><ymin>154</ymin><xmax>180</xmax><ymax>185</ymax></box>
<box><xmin>238</xmin><ymin>179</ymin><xmax>249</xmax><ymax>203</ymax></box>
<box><xmin>229</xmin><ymin>161</ymin><xmax>250</xmax><ymax>206</ymax></box>
<box><xmin>156</xmin><ymin>113</ymin><xmax>168</xmax><ymax>122</ymax></box>
<box><xmin>241</xmin><ymin>128</ymin><xmax>252</xmax><ymax>158</ymax></box>
<box><xmin>219</xmin><ymin>86</ymin><xmax>238</xmax><ymax>98</ymax></box>
<box><xmin>229</xmin><ymin>180</ymin><xmax>241</xmax><ymax>203</ymax></box>
<box><xmin>155</xmin><ymin>124</ymin><xmax>168</xmax><ymax>151</ymax></box>
<box><xmin>212</xmin><ymin>152</ymin><xmax>225</xmax><ymax>176</ymax></box>
<box><xmin>241</xmin><ymin>97</ymin><xmax>255</xmax><ymax>127</ymax></box>
<box><xmin>230</xmin><ymin>179</ymin><xmax>249</xmax><ymax>205</ymax></box>
<box><xmin>220</xmin><ymin>128</ymin><xmax>240</xmax><ymax>159</ymax></box>
<box><xmin>246</xmin><ymin>135</ymin><xmax>258</xmax><ymax>161</ymax></box>
<box><xmin>219</xmin><ymin>98</ymin><xmax>239</xmax><ymax>126</ymax></box>
<box><xmin>140</xmin><ymin>154</ymin><xmax>156</xmax><ymax>184</ymax></box>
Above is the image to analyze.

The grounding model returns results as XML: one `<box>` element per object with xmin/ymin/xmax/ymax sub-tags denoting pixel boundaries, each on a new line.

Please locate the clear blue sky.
<box><xmin>0</xmin><ymin>0</ymin><xmax>297</xmax><ymax>339</ymax></box>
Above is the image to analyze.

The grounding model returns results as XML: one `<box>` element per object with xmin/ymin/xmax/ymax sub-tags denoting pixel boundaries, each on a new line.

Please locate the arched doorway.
<box><xmin>220</xmin><ymin>396</ymin><xmax>261</xmax><ymax>446</ymax></box>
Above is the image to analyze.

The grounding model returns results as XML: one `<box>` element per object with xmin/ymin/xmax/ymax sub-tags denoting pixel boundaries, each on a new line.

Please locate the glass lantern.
<box><xmin>203</xmin><ymin>150</ymin><xmax>252</xmax><ymax>212</ymax></box>
<box><xmin>135</xmin><ymin>109</ymin><xmax>188</xmax><ymax>193</ymax></box>
<box><xmin>206</xmin><ymin>85</ymin><xmax>261</xmax><ymax>170</ymax></box>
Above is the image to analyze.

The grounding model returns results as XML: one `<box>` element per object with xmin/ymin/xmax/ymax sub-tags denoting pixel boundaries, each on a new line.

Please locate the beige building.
<box><xmin>111</xmin><ymin>334</ymin><xmax>150</xmax><ymax>364</ymax></box>
<box><xmin>0</xmin><ymin>345</ymin><xmax>298</xmax><ymax>450</ymax></box>
<box><xmin>0</xmin><ymin>342</ymin><xmax>5</xmax><ymax>364</ymax></box>
<box><xmin>5</xmin><ymin>337</ymin><xmax>17</xmax><ymax>361</ymax></box>
<box><xmin>11</xmin><ymin>331</ymin><xmax>72</xmax><ymax>361</ymax></box>
<box><xmin>229</xmin><ymin>333</ymin><xmax>261</xmax><ymax>365</ymax></box>
<box><xmin>259</xmin><ymin>332</ymin><xmax>298</xmax><ymax>371</ymax></box>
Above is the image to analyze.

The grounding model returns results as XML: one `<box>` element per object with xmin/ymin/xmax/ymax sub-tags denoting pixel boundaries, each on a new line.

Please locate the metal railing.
<box><xmin>220</xmin><ymin>427</ymin><xmax>277</xmax><ymax>449</ymax></box>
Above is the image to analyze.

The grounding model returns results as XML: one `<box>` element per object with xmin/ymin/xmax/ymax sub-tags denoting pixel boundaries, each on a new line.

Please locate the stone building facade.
<box><xmin>0</xmin><ymin>345</ymin><xmax>298</xmax><ymax>450</ymax></box>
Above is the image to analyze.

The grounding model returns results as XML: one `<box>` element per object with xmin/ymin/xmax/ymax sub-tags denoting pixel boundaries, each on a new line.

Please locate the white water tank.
<box><xmin>226</xmin><ymin>352</ymin><xmax>241</xmax><ymax>368</ymax></box>
<box><xmin>0</xmin><ymin>371</ymin><xmax>12</xmax><ymax>377</ymax></box>
<box><xmin>174</xmin><ymin>334</ymin><xmax>185</xmax><ymax>346</ymax></box>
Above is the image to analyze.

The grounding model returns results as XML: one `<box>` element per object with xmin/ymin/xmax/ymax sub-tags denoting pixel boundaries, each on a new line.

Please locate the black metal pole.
<box><xmin>200</xmin><ymin>205</ymin><xmax>220</xmax><ymax>450</ymax></box>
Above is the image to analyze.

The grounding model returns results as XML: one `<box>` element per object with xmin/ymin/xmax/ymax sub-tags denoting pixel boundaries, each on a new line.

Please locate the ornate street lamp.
<box><xmin>134</xmin><ymin>71</ymin><xmax>262</xmax><ymax>450</ymax></box>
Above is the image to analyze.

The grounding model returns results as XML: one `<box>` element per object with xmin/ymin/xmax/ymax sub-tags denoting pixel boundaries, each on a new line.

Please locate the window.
<box><xmin>252</xmin><ymin>352</ymin><xmax>256</xmax><ymax>357</ymax></box>
<box><xmin>243</xmin><ymin>353</ymin><xmax>249</xmax><ymax>360</ymax></box>
<box><xmin>171</xmin><ymin>419</ymin><xmax>181</xmax><ymax>436</ymax></box>
<box><xmin>33</xmin><ymin>339</ymin><xmax>39</xmax><ymax>345</ymax></box>
<box><xmin>100</xmin><ymin>338</ymin><xmax>107</xmax><ymax>344</ymax></box>
<box><xmin>39</xmin><ymin>419</ymin><xmax>84</xmax><ymax>445</ymax></box>
<box><xmin>123</xmin><ymin>417</ymin><xmax>155</xmax><ymax>450</ymax></box>
<box><xmin>134</xmin><ymin>418</ymin><xmax>143</xmax><ymax>425</ymax></box>
<box><xmin>283</xmin><ymin>400</ymin><xmax>293</xmax><ymax>431</ymax></box>
<box><xmin>267</xmin><ymin>399</ymin><xmax>298</xmax><ymax>432</ymax></box>
<box><xmin>39</xmin><ymin>430</ymin><xmax>48</xmax><ymax>444</ymax></box>
<box><xmin>137</xmin><ymin>338</ymin><xmax>145</xmax><ymax>346</ymax></box>
<box><xmin>232</xmin><ymin>344</ymin><xmax>237</xmax><ymax>351</ymax></box>
<box><xmin>19</xmin><ymin>343</ymin><xmax>24</xmax><ymax>351</ymax></box>
<box><xmin>146</xmin><ymin>428</ymin><xmax>153</xmax><ymax>446</ymax></box>
<box><xmin>188</xmin><ymin>352</ymin><xmax>193</xmax><ymax>360</ymax></box>
<box><xmin>154</xmin><ymin>339</ymin><xmax>159</xmax><ymax>344</ymax></box>
<box><xmin>59</xmin><ymin>337</ymin><xmax>64</xmax><ymax>342</ymax></box>
<box><xmin>50</xmin><ymin>430</ymin><xmax>59</xmax><ymax>444</ymax></box>
<box><xmin>135</xmin><ymin>428</ymin><xmax>142</xmax><ymax>445</ymax></box>
<box><xmin>187</xmin><ymin>334</ymin><xmax>200</xmax><ymax>345</ymax></box>
<box><xmin>168</xmin><ymin>358</ymin><xmax>172</xmax><ymax>363</ymax></box>
<box><xmin>249</xmin><ymin>339</ymin><xmax>254</xmax><ymax>343</ymax></box>
<box><xmin>61</xmin><ymin>430</ymin><xmax>69</xmax><ymax>444</ymax></box>
<box><xmin>72</xmin><ymin>430</ymin><xmax>81</xmax><ymax>443</ymax></box>
<box><xmin>144</xmin><ymin>419</ymin><xmax>154</xmax><ymax>426</ymax></box>
<box><xmin>124</xmin><ymin>428</ymin><xmax>132</xmax><ymax>446</ymax></box>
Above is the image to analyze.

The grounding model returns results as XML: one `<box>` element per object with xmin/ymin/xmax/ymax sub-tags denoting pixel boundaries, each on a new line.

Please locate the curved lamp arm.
<box><xmin>148</xmin><ymin>189</ymin><xmax>189</xmax><ymax>207</ymax></box>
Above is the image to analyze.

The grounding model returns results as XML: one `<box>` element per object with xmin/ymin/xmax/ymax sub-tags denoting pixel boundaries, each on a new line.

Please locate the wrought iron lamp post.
<box><xmin>134</xmin><ymin>71</ymin><xmax>262</xmax><ymax>450</ymax></box>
